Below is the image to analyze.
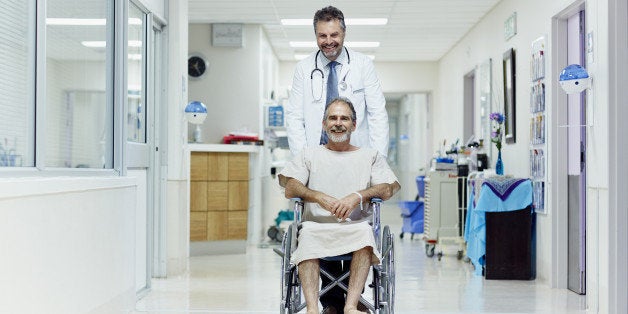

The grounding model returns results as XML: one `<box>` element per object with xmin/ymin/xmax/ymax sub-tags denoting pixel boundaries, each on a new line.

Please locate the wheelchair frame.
<box><xmin>274</xmin><ymin>197</ymin><xmax>395</xmax><ymax>314</ymax></box>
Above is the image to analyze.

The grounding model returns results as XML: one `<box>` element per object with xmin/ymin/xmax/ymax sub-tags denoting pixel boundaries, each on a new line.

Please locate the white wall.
<box><xmin>188</xmin><ymin>24</ymin><xmax>264</xmax><ymax>144</ymax></box>
<box><xmin>0</xmin><ymin>178</ymin><xmax>137</xmax><ymax>313</ymax></box>
<box><xmin>436</xmin><ymin>0</ymin><xmax>612</xmax><ymax>311</ymax></box>
<box><xmin>165</xmin><ymin>0</ymin><xmax>189</xmax><ymax>277</ymax></box>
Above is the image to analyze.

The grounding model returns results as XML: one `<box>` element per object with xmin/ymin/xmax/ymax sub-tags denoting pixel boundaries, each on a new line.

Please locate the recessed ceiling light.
<box><xmin>294</xmin><ymin>54</ymin><xmax>309</xmax><ymax>60</ymax></box>
<box><xmin>81</xmin><ymin>41</ymin><xmax>106</xmax><ymax>48</ymax></box>
<box><xmin>281</xmin><ymin>18</ymin><xmax>387</xmax><ymax>26</ymax></box>
<box><xmin>47</xmin><ymin>18</ymin><xmax>142</xmax><ymax>25</ymax></box>
<box><xmin>82</xmin><ymin>40</ymin><xmax>142</xmax><ymax>48</ymax></box>
<box><xmin>345</xmin><ymin>42</ymin><xmax>380</xmax><ymax>48</ymax></box>
<box><xmin>295</xmin><ymin>53</ymin><xmax>374</xmax><ymax>60</ymax></box>
<box><xmin>289</xmin><ymin>41</ymin><xmax>380</xmax><ymax>48</ymax></box>
<box><xmin>346</xmin><ymin>18</ymin><xmax>388</xmax><ymax>25</ymax></box>
<box><xmin>289</xmin><ymin>41</ymin><xmax>318</xmax><ymax>48</ymax></box>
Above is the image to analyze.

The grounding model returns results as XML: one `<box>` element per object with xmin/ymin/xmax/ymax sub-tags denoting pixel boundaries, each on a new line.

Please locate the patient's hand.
<box><xmin>331</xmin><ymin>194</ymin><xmax>361</xmax><ymax>221</ymax></box>
<box><xmin>316</xmin><ymin>193</ymin><xmax>339</xmax><ymax>214</ymax></box>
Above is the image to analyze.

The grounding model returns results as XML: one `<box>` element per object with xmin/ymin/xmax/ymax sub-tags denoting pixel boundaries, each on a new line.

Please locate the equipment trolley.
<box><xmin>423</xmin><ymin>170</ymin><xmax>467</xmax><ymax>260</ymax></box>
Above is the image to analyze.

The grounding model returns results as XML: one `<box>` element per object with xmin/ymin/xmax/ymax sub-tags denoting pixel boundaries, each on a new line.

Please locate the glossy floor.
<box><xmin>134</xmin><ymin>204</ymin><xmax>586</xmax><ymax>313</ymax></box>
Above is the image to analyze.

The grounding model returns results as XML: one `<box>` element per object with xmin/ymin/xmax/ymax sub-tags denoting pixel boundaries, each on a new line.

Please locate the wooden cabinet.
<box><xmin>190</xmin><ymin>152</ymin><xmax>249</xmax><ymax>241</ymax></box>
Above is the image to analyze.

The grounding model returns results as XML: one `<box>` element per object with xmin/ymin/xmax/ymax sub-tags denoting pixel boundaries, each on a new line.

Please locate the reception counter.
<box><xmin>187</xmin><ymin>144</ymin><xmax>262</xmax><ymax>254</ymax></box>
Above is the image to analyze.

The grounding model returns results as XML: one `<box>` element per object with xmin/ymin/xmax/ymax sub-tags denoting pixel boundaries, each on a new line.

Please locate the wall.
<box><xmin>165</xmin><ymin>0</ymin><xmax>189</xmax><ymax>277</ymax></box>
<box><xmin>188</xmin><ymin>24</ymin><xmax>264</xmax><ymax>144</ymax></box>
<box><xmin>436</xmin><ymin>0</ymin><xmax>612</xmax><ymax>311</ymax></box>
<box><xmin>0</xmin><ymin>0</ymin><xmax>180</xmax><ymax>312</ymax></box>
<box><xmin>0</xmin><ymin>178</ymin><xmax>137</xmax><ymax>313</ymax></box>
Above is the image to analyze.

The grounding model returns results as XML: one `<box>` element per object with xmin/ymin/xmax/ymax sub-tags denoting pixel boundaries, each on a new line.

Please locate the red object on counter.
<box><xmin>222</xmin><ymin>134</ymin><xmax>262</xmax><ymax>145</ymax></box>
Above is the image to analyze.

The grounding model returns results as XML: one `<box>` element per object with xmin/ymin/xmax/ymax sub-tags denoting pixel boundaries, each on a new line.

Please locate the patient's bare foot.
<box><xmin>343</xmin><ymin>308</ymin><xmax>367</xmax><ymax>314</ymax></box>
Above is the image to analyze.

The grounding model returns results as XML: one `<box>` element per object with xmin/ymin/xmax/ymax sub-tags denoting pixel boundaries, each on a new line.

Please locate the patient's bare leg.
<box><xmin>298</xmin><ymin>259</ymin><xmax>320</xmax><ymax>314</ymax></box>
<box><xmin>344</xmin><ymin>247</ymin><xmax>372</xmax><ymax>314</ymax></box>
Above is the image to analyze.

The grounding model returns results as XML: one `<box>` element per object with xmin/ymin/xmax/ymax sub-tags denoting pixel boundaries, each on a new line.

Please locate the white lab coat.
<box><xmin>286</xmin><ymin>47</ymin><xmax>389</xmax><ymax>157</ymax></box>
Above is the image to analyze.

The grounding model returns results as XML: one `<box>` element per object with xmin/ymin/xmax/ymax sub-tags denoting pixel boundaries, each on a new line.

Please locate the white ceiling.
<box><xmin>188</xmin><ymin>0</ymin><xmax>502</xmax><ymax>62</ymax></box>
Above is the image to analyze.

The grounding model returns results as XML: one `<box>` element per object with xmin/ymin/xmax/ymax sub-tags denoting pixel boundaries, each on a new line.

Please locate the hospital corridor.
<box><xmin>1</xmin><ymin>0</ymin><xmax>627</xmax><ymax>313</ymax></box>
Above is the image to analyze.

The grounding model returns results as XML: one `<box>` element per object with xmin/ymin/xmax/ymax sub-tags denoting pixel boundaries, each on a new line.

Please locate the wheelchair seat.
<box><xmin>321</xmin><ymin>253</ymin><xmax>353</xmax><ymax>261</ymax></box>
<box><xmin>275</xmin><ymin>197</ymin><xmax>396</xmax><ymax>314</ymax></box>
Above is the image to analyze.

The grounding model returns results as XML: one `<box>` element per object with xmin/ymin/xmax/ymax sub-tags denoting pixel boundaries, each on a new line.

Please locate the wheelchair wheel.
<box><xmin>380</xmin><ymin>225</ymin><xmax>395</xmax><ymax>314</ymax></box>
<box><xmin>280</xmin><ymin>224</ymin><xmax>300</xmax><ymax>313</ymax></box>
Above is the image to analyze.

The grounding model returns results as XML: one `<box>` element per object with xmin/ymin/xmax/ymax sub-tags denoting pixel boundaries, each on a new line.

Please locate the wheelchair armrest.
<box><xmin>290</xmin><ymin>198</ymin><xmax>304</xmax><ymax>224</ymax></box>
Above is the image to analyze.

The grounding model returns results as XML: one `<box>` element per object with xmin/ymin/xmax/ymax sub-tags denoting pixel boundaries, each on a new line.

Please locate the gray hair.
<box><xmin>313</xmin><ymin>6</ymin><xmax>346</xmax><ymax>33</ymax></box>
<box><xmin>323</xmin><ymin>98</ymin><xmax>357</xmax><ymax>122</ymax></box>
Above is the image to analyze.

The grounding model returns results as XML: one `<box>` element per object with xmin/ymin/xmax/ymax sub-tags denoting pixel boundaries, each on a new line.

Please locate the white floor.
<box><xmin>134</xmin><ymin>204</ymin><xmax>586</xmax><ymax>314</ymax></box>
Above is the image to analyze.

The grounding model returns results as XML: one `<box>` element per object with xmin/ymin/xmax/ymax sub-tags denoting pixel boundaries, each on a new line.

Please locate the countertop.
<box><xmin>187</xmin><ymin>143</ymin><xmax>261</xmax><ymax>153</ymax></box>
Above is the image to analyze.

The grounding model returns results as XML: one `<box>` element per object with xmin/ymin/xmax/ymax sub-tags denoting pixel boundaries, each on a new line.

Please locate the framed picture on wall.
<box><xmin>503</xmin><ymin>48</ymin><xmax>516</xmax><ymax>143</ymax></box>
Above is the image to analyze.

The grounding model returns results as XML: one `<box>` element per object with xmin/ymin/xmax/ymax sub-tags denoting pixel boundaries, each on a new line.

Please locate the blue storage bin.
<box><xmin>398</xmin><ymin>201</ymin><xmax>424</xmax><ymax>238</ymax></box>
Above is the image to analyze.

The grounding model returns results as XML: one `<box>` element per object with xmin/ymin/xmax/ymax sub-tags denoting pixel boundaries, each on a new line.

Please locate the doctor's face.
<box><xmin>315</xmin><ymin>19</ymin><xmax>345</xmax><ymax>61</ymax></box>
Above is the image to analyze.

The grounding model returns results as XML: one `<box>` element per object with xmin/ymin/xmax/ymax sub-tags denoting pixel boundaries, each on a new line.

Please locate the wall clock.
<box><xmin>188</xmin><ymin>55</ymin><xmax>208</xmax><ymax>78</ymax></box>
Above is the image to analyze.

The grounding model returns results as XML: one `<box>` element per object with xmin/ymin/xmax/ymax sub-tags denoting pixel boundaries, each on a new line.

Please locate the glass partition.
<box><xmin>0</xmin><ymin>1</ymin><xmax>36</xmax><ymax>167</ymax></box>
<box><xmin>45</xmin><ymin>0</ymin><xmax>113</xmax><ymax>168</ymax></box>
<box><xmin>127</xmin><ymin>2</ymin><xmax>146</xmax><ymax>143</ymax></box>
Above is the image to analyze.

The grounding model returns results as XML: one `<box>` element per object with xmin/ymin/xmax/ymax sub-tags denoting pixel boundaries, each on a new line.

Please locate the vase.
<box><xmin>495</xmin><ymin>150</ymin><xmax>504</xmax><ymax>175</ymax></box>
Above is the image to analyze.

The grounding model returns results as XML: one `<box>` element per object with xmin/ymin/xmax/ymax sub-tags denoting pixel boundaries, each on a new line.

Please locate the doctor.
<box><xmin>286</xmin><ymin>5</ymin><xmax>389</xmax><ymax>158</ymax></box>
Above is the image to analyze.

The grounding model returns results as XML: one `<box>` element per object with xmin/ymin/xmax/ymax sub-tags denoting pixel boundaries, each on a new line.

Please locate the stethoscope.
<box><xmin>310</xmin><ymin>47</ymin><xmax>351</xmax><ymax>101</ymax></box>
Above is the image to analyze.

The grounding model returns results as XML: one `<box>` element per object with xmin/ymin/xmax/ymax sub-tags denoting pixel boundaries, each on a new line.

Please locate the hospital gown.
<box><xmin>278</xmin><ymin>145</ymin><xmax>398</xmax><ymax>265</ymax></box>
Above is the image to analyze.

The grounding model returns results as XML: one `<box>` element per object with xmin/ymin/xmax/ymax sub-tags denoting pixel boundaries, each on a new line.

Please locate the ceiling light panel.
<box><xmin>281</xmin><ymin>18</ymin><xmax>387</xmax><ymax>26</ymax></box>
<box><xmin>289</xmin><ymin>41</ymin><xmax>380</xmax><ymax>48</ymax></box>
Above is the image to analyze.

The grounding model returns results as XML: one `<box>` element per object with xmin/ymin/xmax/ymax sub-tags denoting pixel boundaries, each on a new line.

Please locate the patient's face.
<box><xmin>323</xmin><ymin>102</ymin><xmax>355</xmax><ymax>143</ymax></box>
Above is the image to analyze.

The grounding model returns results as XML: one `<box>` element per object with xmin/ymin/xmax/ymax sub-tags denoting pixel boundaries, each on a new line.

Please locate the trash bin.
<box><xmin>398</xmin><ymin>201</ymin><xmax>424</xmax><ymax>239</ymax></box>
<box><xmin>484</xmin><ymin>206</ymin><xmax>535</xmax><ymax>280</ymax></box>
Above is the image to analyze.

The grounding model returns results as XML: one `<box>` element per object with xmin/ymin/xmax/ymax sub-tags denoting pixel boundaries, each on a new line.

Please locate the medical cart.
<box><xmin>423</xmin><ymin>170</ymin><xmax>467</xmax><ymax>260</ymax></box>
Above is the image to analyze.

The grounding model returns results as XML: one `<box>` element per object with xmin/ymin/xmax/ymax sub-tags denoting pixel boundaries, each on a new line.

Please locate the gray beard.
<box><xmin>327</xmin><ymin>130</ymin><xmax>350</xmax><ymax>143</ymax></box>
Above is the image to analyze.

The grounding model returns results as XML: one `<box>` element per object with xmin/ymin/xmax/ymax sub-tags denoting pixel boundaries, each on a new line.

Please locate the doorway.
<box><xmin>386</xmin><ymin>93</ymin><xmax>431</xmax><ymax>201</ymax></box>
<box><xmin>565</xmin><ymin>9</ymin><xmax>587</xmax><ymax>296</ymax></box>
<box><xmin>552</xmin><ymin>3</ymin><xmax>587</xmax><ymax>295</ymax></box>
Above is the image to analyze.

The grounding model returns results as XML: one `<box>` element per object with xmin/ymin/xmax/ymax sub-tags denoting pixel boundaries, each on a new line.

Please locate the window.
<box><xmin>45</xmin><ymin>0</ymin><xmax>113</xmax><ymax>168</ymax></box>
<box><xmin>127</xmin><ymin>2</ymin><xmax>146</xmax><ymax>143</ymax></box>
<box><xmin>0</xmin><ymin>0</ymin><xmax>120</xmax><ymax>170</ymax></box>
<box><xmin>0</xmin><ymin>0</ymin><xmax>36</xmax><ymax>167</ymax></box>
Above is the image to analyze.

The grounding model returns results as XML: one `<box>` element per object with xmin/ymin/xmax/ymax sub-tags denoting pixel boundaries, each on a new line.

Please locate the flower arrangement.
<box><xmin>489</xmin><ymin>112</ymin><xmax>505</xmax><ymax>151</ymax></box>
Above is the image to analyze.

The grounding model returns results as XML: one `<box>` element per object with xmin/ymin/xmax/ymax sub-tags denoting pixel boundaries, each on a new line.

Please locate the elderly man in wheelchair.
<box><xmin>277</xmin><ymin>98</ymin><xmax>400</xmax><ymax>314</ymax></box>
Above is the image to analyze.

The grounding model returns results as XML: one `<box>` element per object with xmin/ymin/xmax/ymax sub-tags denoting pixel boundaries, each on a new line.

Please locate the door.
<box><xmin>566</xmin><ymin>10</ymin><xmax>586</xmax><ymax>295</ymax></box>
<box><xmin>126</xmin><ymin>1</ymin><xmax>158</xmax><ymax>295</ymax></box>
<box><xmin>150</xmin><ymin>20</ymin><xmax>167</xmax><ymax>279</ymax></box>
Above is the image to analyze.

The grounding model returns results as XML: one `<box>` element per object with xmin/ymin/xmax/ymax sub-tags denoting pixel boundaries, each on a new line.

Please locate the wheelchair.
<box><xmin>274</xmin><ymin>197</ymin><xmax>395</xmax><ymax>313</ymax></box>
